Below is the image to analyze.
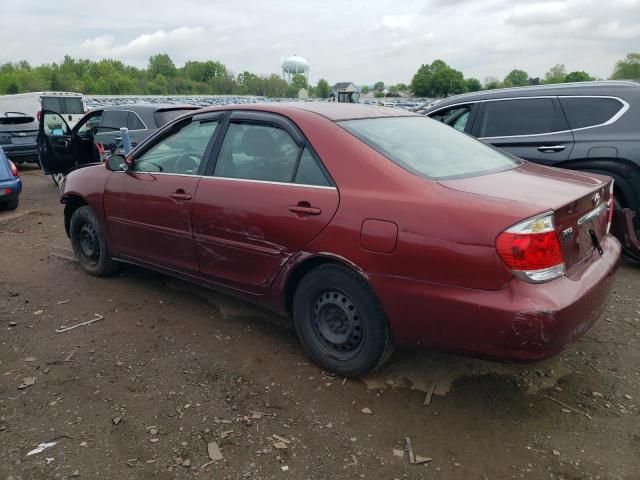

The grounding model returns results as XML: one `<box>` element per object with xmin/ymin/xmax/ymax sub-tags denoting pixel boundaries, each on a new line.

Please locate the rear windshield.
<box><xmin>339</xmin><ymin>116</ymin><xmax>520</xmax><ymax>180</ymax></box>
<box><xmin>154</xmin><ymin>109</ymin><xmax>195</xmax><ymax>127</ymax></box>
<box><xmin>41</xmin><ymin>96</ymin><xmax>84</xmax><ymax>114</ymax></box>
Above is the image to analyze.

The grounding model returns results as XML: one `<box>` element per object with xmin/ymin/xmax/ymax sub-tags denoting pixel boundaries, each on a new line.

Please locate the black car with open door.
<box><xmin>38</xmin><ymin>104</ymin><xmax>200</xmax><ymax>180</ymax></box>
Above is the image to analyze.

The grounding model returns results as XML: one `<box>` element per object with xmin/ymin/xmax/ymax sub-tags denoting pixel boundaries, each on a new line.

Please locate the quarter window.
<box><xmin>133</xmin><ymin>119</ymin><xmax>218</xmax><ymax>175</ymax></box>
<box><xmin>478</xmin><ymin>98</ymin><xmax>569</xmax><ymax>137</ymax></box>
<box><xmin>559</xmin><ymin>97</ymin><xmax>624</xmax><ymax>130</ymax></box>
<box><xmin>214</xmin><ymin>122</ymin><xmax>300</xmax><ymax>183</ymax></box>
<box><xmin>127</xmin><ymin>112</ymin><xmax>146</xmax><ymax>130</ymax></box>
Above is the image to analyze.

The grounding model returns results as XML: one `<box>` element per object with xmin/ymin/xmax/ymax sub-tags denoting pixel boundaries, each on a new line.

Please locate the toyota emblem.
<box><xmin>592</xmin><ymin>193</ymin><xmax>601</xmax><ymax>206</ymax></box>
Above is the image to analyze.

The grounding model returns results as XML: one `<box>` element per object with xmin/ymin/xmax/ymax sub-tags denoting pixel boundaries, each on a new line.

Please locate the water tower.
<box><xmin>282</xmin><ymin>55</ymin><xmax>309</xmax><ymax>83</ymax></box>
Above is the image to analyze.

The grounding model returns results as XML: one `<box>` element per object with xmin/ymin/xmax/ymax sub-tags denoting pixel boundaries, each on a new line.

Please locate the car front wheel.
<box><xmin>293</xmin><ymin>264</ymin><xmax>395</xmax><ymax>377</ymax></box>
<box><xmin>69</xmin><ymin>206</ymin><xmax>120</xmax><ymax>276</ymax></box>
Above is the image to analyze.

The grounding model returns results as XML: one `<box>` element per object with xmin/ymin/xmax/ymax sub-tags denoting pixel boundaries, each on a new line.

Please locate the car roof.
<box><xmin>197</xmin><ymin>102</ymin><xmax>417</xmax><ymax>121</ymax></box>
<box><xmin>430</xmin><ymin>81</ymin><xmax>640</xmax><ymax>108</ymax></box>
<box><xmin>101</xmin><ymin>104</ymin><xmax>199</xmax><ymax>113</ymax></box>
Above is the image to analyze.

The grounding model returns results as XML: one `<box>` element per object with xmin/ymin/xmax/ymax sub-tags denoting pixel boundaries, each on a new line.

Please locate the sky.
<box><xmin>1</xmin><ymin>0</ymin><xmax>639</xmax><ymax>85</ymax></box>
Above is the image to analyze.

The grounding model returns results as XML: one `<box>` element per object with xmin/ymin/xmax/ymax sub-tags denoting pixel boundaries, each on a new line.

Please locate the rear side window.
<box><xmin>100</xmin><ymin>110</ymin><xmax>129</xmax><ymax>131</ymax></box>
<box><xmin>295</xmin><ymin>147</ymin><xmax>330</xmax><ymax>186</ymax></box>
<box><xmin>41</xmin><ymin>96</ymin><xmax>84</xmax><ymax>114</ymax></box>
<box><xmin>340</xmin><ymin>116</ymin><xmax>520</xmax><ymax>180</ymax></box>
<box><xmin>559</xmin><ymin>97</ymin><xmax>624</xmax><ymax>130</ymax></box>
<box><xmin>478</xmin><ymin>98</ymin><xmax>569</xmax><ymax>137</ymax></box>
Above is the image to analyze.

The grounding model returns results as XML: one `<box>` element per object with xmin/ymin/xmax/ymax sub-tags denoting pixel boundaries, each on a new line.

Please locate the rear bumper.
<box><xmin>0</xmin><ymin>177</ymin><xmax>22</xmax><ymax>195</ymax></box>
<box><xmin>2</xmin><ymin>144</ymin><xmax>39</xmax><ymax>162</ymax></box>
<box><xmin>370</xmin><ymin>235</ymin><xmax>621</xmax><ymax>361</ymax></box>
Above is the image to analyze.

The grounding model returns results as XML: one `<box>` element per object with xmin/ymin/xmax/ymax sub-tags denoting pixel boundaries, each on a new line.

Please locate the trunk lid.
<box><xmin>439</xmin><ymin>162</ymin><xmax>612</xmax><ymax>272</ymax></box>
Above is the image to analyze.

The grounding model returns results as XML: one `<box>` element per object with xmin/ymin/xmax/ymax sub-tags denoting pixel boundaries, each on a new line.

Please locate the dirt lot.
<box><xmin>1</xmin><ymin>166</ymin><xmax>639</xmax><ymax>480</ymax></box>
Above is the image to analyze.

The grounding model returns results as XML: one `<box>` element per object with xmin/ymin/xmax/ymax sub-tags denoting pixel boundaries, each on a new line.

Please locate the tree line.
<box><xmin>410</xmin><ymin>53</ymin><xmax>640</xmax><ymax>97</ymax></box>
<box><xmin>0</xmin><ymin>52</ymin><xmax>638</xmax><ymax>98</ymax></box>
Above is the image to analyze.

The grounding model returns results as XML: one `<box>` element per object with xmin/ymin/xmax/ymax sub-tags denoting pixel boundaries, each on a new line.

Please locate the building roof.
<box><xmin>333</xmin><ymin>82</ymin><xmax>356</xmax><ymax>90</ymax></box>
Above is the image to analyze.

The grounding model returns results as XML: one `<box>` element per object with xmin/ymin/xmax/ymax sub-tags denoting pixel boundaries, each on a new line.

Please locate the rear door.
<box><xmin>472</xmin><ymin>97</ymin><xmax>574</xmax><ymax>165</ymax></box>
<box><xmin>192</xmin><ymin>111</ymin><xmax>339</xmax><ymax>292</ymax></box>
<box><xmin>37</xmin><ymin>110</ymin><xmax>75</xmax><ymax>174</ymax></box>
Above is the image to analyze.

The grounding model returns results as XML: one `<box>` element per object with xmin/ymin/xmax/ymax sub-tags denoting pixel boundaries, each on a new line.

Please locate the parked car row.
<box><xmin>38</xmin><ymin>100</ymin><xmax>621</xmax><ymax>376</ymax></box>
<box><xmin>424</xmin><ymin>81</ymin><xmax>640</xmax><ymax>260</ymax></box>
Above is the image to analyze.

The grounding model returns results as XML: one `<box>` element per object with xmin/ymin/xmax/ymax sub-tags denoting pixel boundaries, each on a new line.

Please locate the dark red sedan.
<box><xmin>38</xmin><ymin>103</ymin><xmax>621</xmax><ymax>376</ymax></box>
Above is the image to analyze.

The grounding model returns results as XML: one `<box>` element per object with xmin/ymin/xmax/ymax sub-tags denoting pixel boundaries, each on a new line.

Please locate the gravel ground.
<box><xmin>1</xmin><ymin>166</ymin><xmax>639</xmax><ymax>480</ymax></box>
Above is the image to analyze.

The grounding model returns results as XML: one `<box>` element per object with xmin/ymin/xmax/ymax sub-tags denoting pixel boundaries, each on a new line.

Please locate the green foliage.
<box><xmin>611</xmin><ymin>53</ymin><xmax>640</xmax><ymax>80</ymax></box>
<box><xmin>148</xmin><ymin>54</ymin><xmax>176</xmax><ymax>78</ymax></box>
<box><xmin>503</xmin><ymin>69</ymin><xmax>529</xmax><ymax>87</ymax></box>
<box><xmin>291</xmin><ymin>73</ymin><xmax>308</xmax><ymax>91</ymax></box>
<box><xmin>544</xmin><ymin>64</ymin><xmax>567</xmax><ymax>84</ymax></box>
<box><xmin>410</xmin><ymin>59</ymin><xmax>465</xmax><ymax>97</ymax></box>
<box><xmin>0</xmin><ymin>54</ymin><xmax>294</xmax><ymax>96</ymax></box>
<box><xmin>564</xmin><ymin>71</ymin><xmax>594</xmax><ymax>82</ymax></box>
<box><xmin>373</xmin><ymin>81</ymin><xmax>384</xmax><ymax>91</ymax></box>
<box><xmin>315</xmin><ymin>78</ymin><xmax>331</xmax><ymax>98</ymax></box>
<box><xmin>373</xmin><ymin>91</ymin><xmax>385</xmax><ymax>98</ymax></box>
<box><xmin>465</xmin><ymin>78</ymin><xmax>482</xmax><ymax>92</ymax></box>
<box><xmin>360</xmin><ymin>85</ymin><xmax>370</xmax><ymax>94</ymax></box>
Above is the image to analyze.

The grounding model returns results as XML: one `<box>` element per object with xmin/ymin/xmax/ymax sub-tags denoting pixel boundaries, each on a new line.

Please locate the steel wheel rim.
<box><xmin>310</xmin><ymin>289</ymin><xmax>364</xmax><ymax>360</ymax></box>
<box><xmin>78</xmin><ymin>222</ymin><xmax>100</xmax><ymax>264</ymax></box>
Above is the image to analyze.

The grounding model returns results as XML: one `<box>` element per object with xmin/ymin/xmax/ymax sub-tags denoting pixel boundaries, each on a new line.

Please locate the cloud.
<box><xmin>0</xmin><ymin>0</ymin><xmax>639</xmax><ymax>85</ymax></box>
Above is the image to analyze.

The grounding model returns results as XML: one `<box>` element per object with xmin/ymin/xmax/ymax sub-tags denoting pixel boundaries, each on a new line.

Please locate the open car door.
<box><xmin>38</xmin><ymin>110</ymin><xmax>76</xmax><ymax>175</ymax></box>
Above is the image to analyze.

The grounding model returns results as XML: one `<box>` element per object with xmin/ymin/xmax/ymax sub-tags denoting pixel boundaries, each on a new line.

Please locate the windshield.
<box><xmin>41</xmin><ymin>96</ymin><xmax>84</xmax><ymax>114</ymax></box>
<box><xmin>339</xmin><ymin>116</ymin><xmax>520</xmax><ymax>180</ymax></box>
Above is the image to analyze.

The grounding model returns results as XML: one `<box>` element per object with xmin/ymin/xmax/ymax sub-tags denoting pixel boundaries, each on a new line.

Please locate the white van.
<box><xmin>0</xmin><ymin>92</ymin><xmax>85</xmax><ymax>128</ymax></box>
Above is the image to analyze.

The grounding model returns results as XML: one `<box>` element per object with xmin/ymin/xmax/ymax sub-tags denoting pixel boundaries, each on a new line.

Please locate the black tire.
<box><xmin>69</xmin><ymin>206</ymin><xmax>120</xmax><ymax>276</ymax></box>
<box><xmin>1</xmin><ymin>195</ymin><xmax>19</xmax><ymax>211</ymax></box>
<box><xmin>613</xmin><ymin>195</ymin><xmax>640</xmax><ymax>262</ymax></box>
<box><xmin>292</xmin><ymin>264</ymin><xmax>395</xmax><ymax>377</ymax></box>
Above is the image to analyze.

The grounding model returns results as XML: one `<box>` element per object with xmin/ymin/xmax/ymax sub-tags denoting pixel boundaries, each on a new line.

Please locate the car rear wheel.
<box><xmin>70</xmin><ymin>206</ymin><xmax>120</xmax><ymax>276</ymax></box>
<box><xmin>613</xmin><ymin>194</ymin><xmax>640</xmax><ymax>262</ymax></box>
<box><xmin>293</xmin><ymin>264</ymin><xmax>394</xmax><ymax>376</ymax></box>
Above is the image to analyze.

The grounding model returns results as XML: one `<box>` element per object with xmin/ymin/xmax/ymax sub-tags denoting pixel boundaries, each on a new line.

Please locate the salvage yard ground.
<box><xmin>1</xmin><ymin>166</ymin><xmax>639</xmax><ymax>480</ymax></box>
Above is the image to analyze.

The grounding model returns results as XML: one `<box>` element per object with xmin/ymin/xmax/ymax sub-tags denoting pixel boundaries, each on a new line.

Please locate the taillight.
<box><xmin>8</xmin><ymin>160</ymin><xmax>18</xmax><ymax>177</ymax></box>
<box><xmin>606</xmin><ymin>181</ymin><xmax>614</xmax><ymax>235</ymax></box>
<box><xmin>496</xmin><ymin>212</ymin><xmax>565</xmax><ymax>283</ymax></box>
<box><xmin>36</xmin><ymin>111</ymin><xmax>41</xmax><ymax>122</ymax></box>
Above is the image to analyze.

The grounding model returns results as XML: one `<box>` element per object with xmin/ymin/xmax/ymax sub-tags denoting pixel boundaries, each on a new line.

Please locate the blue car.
<box><xmin>0</xmin><ymin>147</ymin><xmax>22</xmax><ymax>210</ymax></box>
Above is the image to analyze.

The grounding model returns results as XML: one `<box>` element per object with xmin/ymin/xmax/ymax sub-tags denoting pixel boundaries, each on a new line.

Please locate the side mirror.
<box><xmin>105</xmin><ymin>154</ymin><xmax>129</xmax><ymax>172</ymax></box>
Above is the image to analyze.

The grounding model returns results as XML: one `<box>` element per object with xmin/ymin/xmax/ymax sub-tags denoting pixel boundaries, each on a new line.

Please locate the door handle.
<box><xmin>169</xmin><ymin>192</ymin><xmax>192</xmax><ymax>200</ymax></box>
<box><xmin>289</xmin><ymin>203</ymin><xmax>321</xmax><ymax>215</ymax></box>
<box><xmin>537</xmin><ymin>145</ymin><xmax>566</xmax><ymax>152</ymax></box>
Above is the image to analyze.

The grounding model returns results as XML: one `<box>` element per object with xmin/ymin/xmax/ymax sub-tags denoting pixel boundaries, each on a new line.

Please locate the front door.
<box><xmin>473</xmin><ymin>97</ymin><xmax>574</xmax><ymax>165</ymax></box>
<box><xmin>38</xmin><ymin>110</ymin><xmax>75</xmax><ymax>174</ymax></box>
<box><xmin>192</xmin><ymin>113</ymin><xmax>339</xmax><ymax>292</ymax></box>
<box><xmin>103</xmin><ymin>114</ymin><xmax>222</xmax><ymax>273</ymax></box>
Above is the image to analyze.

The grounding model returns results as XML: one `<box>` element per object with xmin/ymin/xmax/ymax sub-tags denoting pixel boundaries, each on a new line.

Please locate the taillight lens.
<box><xmin>8</xmin><ymin>160</ymin><xmax>18</xmax><ymax>177</ymax></box>
<box><xmin>496</xmin><ymin>213</ymin><xmax>565</xmax><ymax>283</ymax></box>
<box><xmin>606</xmin><ymin>181</ymin><xmax>614</xmax><ymax>235</ymax></box>
<box><xmin>36</xmin><ymin>111</ymin><xmax>41</xmax><ymax>122</ymax></box>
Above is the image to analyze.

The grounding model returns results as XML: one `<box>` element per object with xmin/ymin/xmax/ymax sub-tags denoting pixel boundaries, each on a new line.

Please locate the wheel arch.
<box><xmin>61</xmin><ymin>194</ymin><xmax>88</xmax><ymax>237</ymax></box>
<box><xmin>282</xmin><ymin>254</ymin><xmax>368</xmax><ymax>315</ymax></box>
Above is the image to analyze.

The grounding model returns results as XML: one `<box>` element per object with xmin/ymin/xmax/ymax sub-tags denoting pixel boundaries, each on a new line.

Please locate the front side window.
<box><xmin>214</xmin><ymin>122</ymin><xmax>301</xmax><ymax>183</ymax></box>
<box><xmin>559</xmin><ymin>97</ymin><xmax>625</xmax><ymax>130</ymax></box>
<box><xmin>133</xmin><ymin>119</ymin><xmax>218</xmax><ymax>175</ymax></box>
<box><xmin>76</xmin><ymin>111</ymin><xmax>103</xmax><ymax>135</ymax></box>
<box><xmin>430</xmin><ymin>106</ymin><xmax>471</xmax><ymax>132</ymax></box>
<box><xmin>340</xmin><ymin>116</ymin><xmax>520</xmax><ymax>180</ymax></box>
<box><xmin>478</xmin><ymin>98</ymin><xmax>569</xmax><ymax>137</ymax></box>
